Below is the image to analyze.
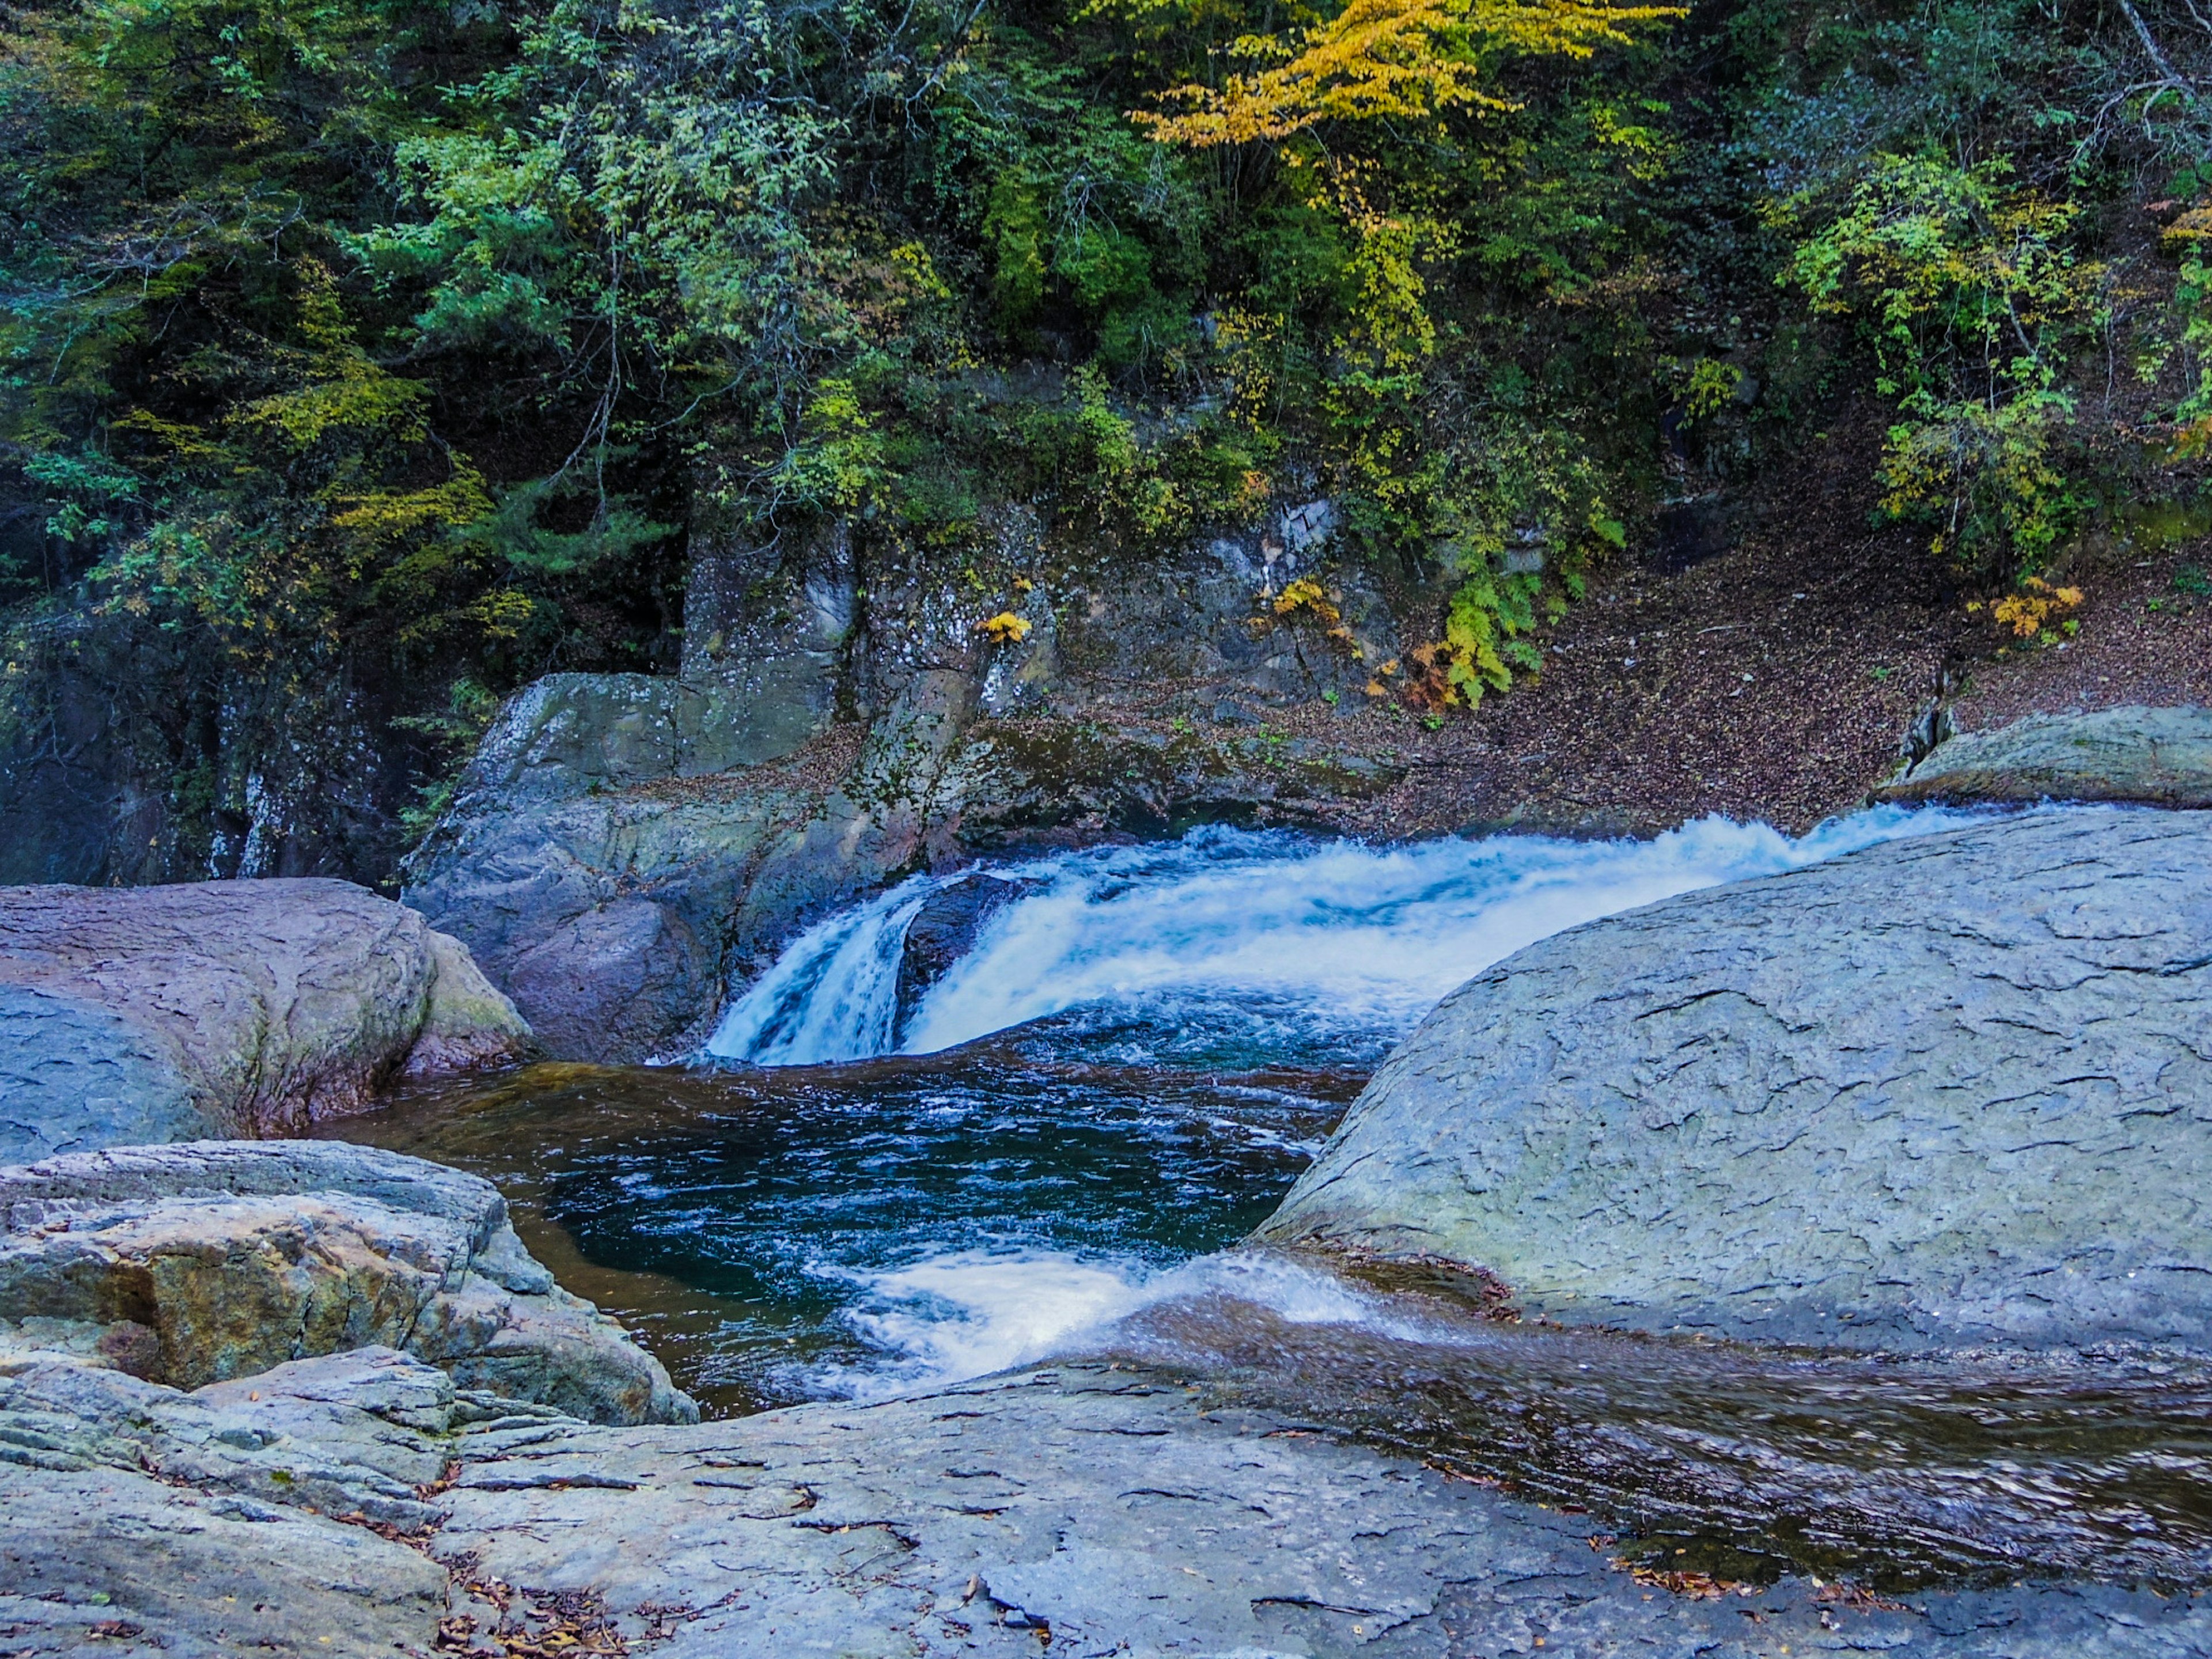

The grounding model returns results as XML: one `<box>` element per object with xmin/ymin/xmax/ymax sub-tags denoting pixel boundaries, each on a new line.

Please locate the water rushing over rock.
<box><xmin>707</xmin><ymin>806</ymin><xmax>1988</xmax><ymax>1065</ymax></box>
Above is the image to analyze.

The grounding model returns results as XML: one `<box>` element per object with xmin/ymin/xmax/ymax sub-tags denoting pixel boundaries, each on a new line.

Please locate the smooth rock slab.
<box><xmin>1876</xmin><ymin>704</ymin><xmax>2212</xmax><ymax>808</ymax></box>
<box><xmin>1261</xmin><ymin>808</ymin><xmax>2212</xmax><ymax>1351</ymax></box>
<box><xmin>428</xmin><ymin>1363</ymin><xmax>2212</xmax><ymax>1657</ymax></box>
<box><xmin>0</xmin><ymin>877</ymin><xmax>531</xmax><ymax>1158</ymax></box>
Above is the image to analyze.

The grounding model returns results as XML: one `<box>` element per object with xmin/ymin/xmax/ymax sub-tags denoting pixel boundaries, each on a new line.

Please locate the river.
<box><xmin>338</xmin><ymin>805</ymin><xmax>2212</xmax><ymax>1592</ymax></box>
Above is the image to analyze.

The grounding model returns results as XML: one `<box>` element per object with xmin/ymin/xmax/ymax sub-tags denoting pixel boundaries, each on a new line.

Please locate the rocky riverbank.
<box><xmin>6</xmin><ymin>713</ymin><xmax>2212</xmax><ymax>1656</ymax></box>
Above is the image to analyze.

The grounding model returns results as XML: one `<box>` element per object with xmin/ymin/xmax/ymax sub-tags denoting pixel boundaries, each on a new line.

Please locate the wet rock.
<box><xmin>0</xmin><ymin>880</ymin><xmax>531</xmax><ymax>1160</ymax></box>
<box><xmin>425</xmin><ymin>1362</ymin><xmax>2212</xmax><ymax>1656</ymax></box>
<box><xmin>1260</xmin><ymin>809</ymin><xmax>2212</xmax><ymax>1351</ymax></box>
<box><xmin>404</xmin><ymin>734</ymin><xmax>944</xmax><ymax>1063</ymax></box>
<box><xmin>1876</xmin><ymin>703</ymin><xmax>2212</xmax><ymax>807</ymax></box>
<box><xmin>893</xmin><ymin>875</ymin><xmax>1032</xmax><ymax>1039</ymax></box>
<box><xmin>0</xmin><ymin>1141</ymin><xmax>696</xmax><ymax>1424</ymax></box>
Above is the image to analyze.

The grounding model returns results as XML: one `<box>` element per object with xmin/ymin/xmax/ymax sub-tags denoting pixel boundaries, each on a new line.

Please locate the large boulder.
<box><xmin>0</xmin><ymin>1140</ymin><xmax>696</xmax><ymax>1425</ymax></box>
<box><xmin>1876</xmin><ymin>704</ymin><xmax>2212</xmax><ymax>807</ymax></box>
<box><xmin>1260</xmin><ymin>809</ymin><xmax>2212</xmax><ymax>1351</ymax></box>
<box><xmin>0</xmin><ymin>878</ymin><xmax>531</xmax><ymax>1161</ymax></box>
<box><xmin>402</xmin><ymin>683</ymin><xmax>952</xmax><ymax>1063</ymax></box>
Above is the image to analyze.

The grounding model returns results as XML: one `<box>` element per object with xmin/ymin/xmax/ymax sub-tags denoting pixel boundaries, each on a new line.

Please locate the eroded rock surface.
<box><xmin>0</xmin><ymin>879</ymin><xmax>530</xmax><ymax>1159</ymax></box>
<box><xmin>1877</xmin><ymin>703</ymin><xmax>2212</xmax><ymax>807</ymax></box>
<box><xmin>423</xmin><ymin>1363</ymin><xmax>2211</xmax><ymax>1657</ymax></box>
<box><xmin>1261</xmin><ymin>808</ymin><xmax>2212</xmax><ymax>1351</ymax></box>
<box><xmin>0</xmin><ymin>1141</ymin><xmax>695</xmax><ymax>1424</ymax></box>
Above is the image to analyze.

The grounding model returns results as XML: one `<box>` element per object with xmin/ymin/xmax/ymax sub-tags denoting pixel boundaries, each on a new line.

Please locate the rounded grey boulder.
<box><xmin>1260</xmin><ymin>809</ymin><xmax>2212</xmax><ymax>1351</ymax></box>
<box><xmin>0</xmin><ymin>878</ymin><xmax>532</xmax><ymax>1161</ymax></box>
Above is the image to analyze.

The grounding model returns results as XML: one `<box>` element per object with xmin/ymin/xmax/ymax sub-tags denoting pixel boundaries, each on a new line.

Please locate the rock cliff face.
<box><xmin>1260</xmin><ymin>808</ymin><xmax>2212</xmax><ymax>1351</ymax></box>
<box><xmin>404</xmin><ymin>516</ymin><xmax>1407</xmax><ymax>1062</ymax></box>
<box><xmin>0</xmin><ymin>880</ymin><xmax>531</xmax><ymax>1162</ymax></box>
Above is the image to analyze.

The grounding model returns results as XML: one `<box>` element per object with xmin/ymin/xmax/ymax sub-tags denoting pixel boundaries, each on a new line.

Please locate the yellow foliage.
<box><xmin>1135</xmin><ymin>0</ymin><xmax>1683</xmax><ymax>147</ymax></box>
<box><xmin>1273</xmin><ymin>576</ymin><xmax>1342</xmax><ymax>624</ymax></box>
<box><xmin>979</xmin><ymin>611</ymin><xmax>1033</xmax><ymax>643</ymax></box>
<box><xmin>1971</xmin><ymin>577</ymin><xmax>2083</xmax><ymax>639</ymax></box>
<box><xmin>329</xmin><ymin>468</ymin><xmax>495</xmax><ymax>545</ymax></box>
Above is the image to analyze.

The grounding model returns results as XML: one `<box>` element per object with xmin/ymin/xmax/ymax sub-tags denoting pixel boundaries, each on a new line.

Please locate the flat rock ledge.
<box><xmin>8</xmin><ymin>1356</ymin><xmax>2205</xmax><ymax>1658</ymax></box>
<box><xmin>0</xmin><ymin>878</ymin><xmax>532</xmax><ymax>1163</ymax></box>
<box><xmin>1876</xmin><ymin>703</ymin><xmax>2212</xmax><ymax>807</ymax></box>
<box><xmin>0</xmin><ymin>1141</ymin><xmax>695</xmax><ymax>1425</ymax></box>
<box><xmin>1261</xmin><ymin>808</ymin><xmax>2212</xmax><ymax>1352</ymax></box>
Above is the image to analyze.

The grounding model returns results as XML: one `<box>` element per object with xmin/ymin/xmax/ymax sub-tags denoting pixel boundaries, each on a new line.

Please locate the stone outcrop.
<box><xmin>893</xmin><ymin>873</ymin><xmax>1031</xmax><ymax>1040</ymax></box>
<box><xmin>1876</xmin><ymin>703</ymin><xmax>2212</xmax><ymax>807</ymax></box>
<box><xmin>403</xmin><ymin>524</ymin><xmax>1408</xmax><ymax>1062</ymax></box>
<box><xmin>0</xmin><ymin>879</ymin><xmax>530</xmax><ymax>1162</ymax></box>
<box><xmin>1260</xmin><ymin>809</ymin><xmax>2212</xmax><ymax>1351</ymax></box>
<box><xmin>0</xmin><ymin>1346</ymin><xmax>525</xmax><ymax>1656</ymax></box>
<box><xmin>419</xmin><ymin>1363</ymin><xmax>2212</xmax><ymax>1656</ymax></box>
<box><xmin>0</xmin><ymin>1141</ymin><xmax>696</xmax><ymax>1425</ymax></box>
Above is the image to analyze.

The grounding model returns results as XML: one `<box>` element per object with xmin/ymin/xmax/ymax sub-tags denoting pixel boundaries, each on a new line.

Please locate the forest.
<box><xmin>2</xmin><ymin>0</ymin><xmax>2208</xmax><ymax>874</ymax></box>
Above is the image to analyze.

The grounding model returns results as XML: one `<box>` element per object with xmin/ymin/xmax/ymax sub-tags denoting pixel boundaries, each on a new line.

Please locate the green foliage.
<box><xmin>6</xmin><ymin>0</ymin><xmax>2209</xmax><ymax>880</ymax></box>
<box><xmin>1780</xmin><ymin>154</ymin><xmax>2103</xmax><ymax>569</ymax></box>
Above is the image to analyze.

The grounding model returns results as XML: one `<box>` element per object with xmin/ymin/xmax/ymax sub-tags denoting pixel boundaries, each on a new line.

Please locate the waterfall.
<box><xmin>706</xmin><ymin>804</ymin><xmax>1995</xmax><ymax>1067</ymax></box>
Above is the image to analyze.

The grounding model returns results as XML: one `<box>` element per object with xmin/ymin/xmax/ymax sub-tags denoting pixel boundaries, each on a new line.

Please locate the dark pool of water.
<box><xmin>337</xmin><ymin>1030</ymin><xmax>1354</xmax><ymax>1411</ymax></box>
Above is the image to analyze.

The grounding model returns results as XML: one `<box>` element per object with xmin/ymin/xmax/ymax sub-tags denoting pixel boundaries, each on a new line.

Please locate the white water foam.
<box><xmin>708</xmin><ymin>805</ymin><xmax>1995</xmax><ymax>1065</ymax></box>
<box><xmin>819</xmin><ymin>1245</ymin><xmax>1425</xmax><ymax>1400</ymax></box>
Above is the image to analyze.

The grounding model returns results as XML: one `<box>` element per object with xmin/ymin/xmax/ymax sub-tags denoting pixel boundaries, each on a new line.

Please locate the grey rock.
<box><xmin>1260</xmin><ymin>809</ymin><xmax>2212</xmax><ymax>1351</ymax></box>
<box><xmin>893</xmin><ymin>874</ymin><xmax>1032</xmax><ymax>1040</ymax></box>
<box><xmin>0</xmin><ymin>1141</ymin><xmax>696</xmax><ymax>1425</ymax></box>
<box><xmin>426</xmin><ymin>1362</ymin><xmax>2212</xmax><ymax>1657</ymax></box>
<box><xmin>0</xmin><ymin>878</ymin><xmax>531</xmax><ymax>1158</ymax></box>
<box><xmin>404</xmin><ymin>767</ymin><xmax>848</xmax><ymax>1062</ymax></box>
<box><xmin>680</xmin><ymin>513</ymin><xmax>853</xmax><ymax>763</ymax></box>
<box><xmin>0</xmin><ymin>1459</ymin><xmax>448</xmax><ymax>1657</ymax></box>
<box><xmin>450</xmin><ymin>671</ymin><xmax>799</xmax><ymax>809</ymax></box>
<box><xmin>1878</xmin><ymin>703</ymin><xmax>2212</xmax><ymax>807</ymax></box>
<box><xmin>0</xmin><ymin>986</ymin><xmax>203</xmax><ymax>1162</ymax></box>
<box><xmin>0</xmin><ymin>1346</ymin><xmax>456</xmax><ymax>1531</ymax></box>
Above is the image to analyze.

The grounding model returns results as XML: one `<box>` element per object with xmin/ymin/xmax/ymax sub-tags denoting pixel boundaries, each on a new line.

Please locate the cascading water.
<box><xmin>706</xmin><ymin>804</ymin><xmax>1990</xmax><ymax>1067</ymax></box>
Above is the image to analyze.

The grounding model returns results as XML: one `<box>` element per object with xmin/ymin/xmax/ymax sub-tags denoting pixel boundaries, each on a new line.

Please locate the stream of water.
<box><xmin>339</xmin><ymin>804</ymin><xmax>2212</xmax><ymax>1590</ymax></box>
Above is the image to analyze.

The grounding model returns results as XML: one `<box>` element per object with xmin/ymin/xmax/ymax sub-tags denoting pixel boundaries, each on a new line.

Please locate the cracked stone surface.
<box><xmin>1260</xmin><ymin>808</ymin><xmax>2212</xmax><ymax>1350</ymax></box>
<box><xmin>426</xmin><ymin>1363</ymin><xmax>2212</xmax><ymax>1657</ymax></box>
<box><xmin>0</xmin><ymin>1347</ymin><xmax>459</xmax><ymax>1657</ymax></box>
